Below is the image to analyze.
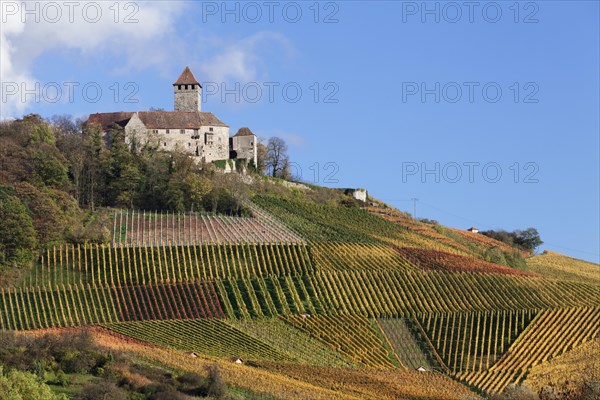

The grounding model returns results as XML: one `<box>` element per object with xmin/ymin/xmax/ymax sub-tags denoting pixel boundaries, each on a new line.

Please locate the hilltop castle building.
<box><xmin>87</xmin><ymin>67</ymin><xmax>257</xmax><ymax>166</ymax></box>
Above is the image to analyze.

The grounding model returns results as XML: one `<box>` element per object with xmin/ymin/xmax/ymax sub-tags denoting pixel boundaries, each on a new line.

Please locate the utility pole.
<box><xmin>411</xmin><ymin>198</ymin><xmax>418</xmax><ymax>220</ymax></box>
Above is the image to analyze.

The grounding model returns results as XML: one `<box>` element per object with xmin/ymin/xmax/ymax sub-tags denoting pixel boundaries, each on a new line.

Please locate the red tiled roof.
<box><xmin>86</xmin><ymin>112</ymin><xmax>134</xmax><ymax>130</ymax></box>
<box><xmin>86</xmin><ymin>111</ymin><xmax>227</xmax><ymax>130</ymax></box>
<box><xmin>173</xmin><ymin>66</ymin><xmax>200</xmax><ymax>86</ymax></box>
<box><xmin>234</xmin><ymin>127</ymin><xmax>255</xmax><ymax>137</ymax></box>
<box><xmin>138</xmin><ymin>111</ymin><xmax>226</xmax><ymax>128</ymax></box>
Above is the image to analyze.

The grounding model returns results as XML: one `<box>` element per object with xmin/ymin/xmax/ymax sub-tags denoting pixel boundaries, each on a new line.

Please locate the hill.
<box><xmin>1</xmin><ymin>115</ymin><xmax>599</xmax><ymax>399</ymax></box>
<box><xmin>525</xmin><ymin>250</ymin><xmax>600</xmax><ymax>283</ymax></box>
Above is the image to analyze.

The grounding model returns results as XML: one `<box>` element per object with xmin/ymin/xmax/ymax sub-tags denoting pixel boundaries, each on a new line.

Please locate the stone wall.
<box><xmin>124</xmin><ymin>113</ymin><xmax>230</xmax><ymax>163</ymax></box>
<box><xmin>174</xmin><ymin>85</ymin><xmax>201</xmax><ymax>112</ymax></box>
<box><xmin>202</xmin><ymin>125</ymin><xmax>230</xmax><ymax>162</ymax></box>
<box><xmin>231</xmin><ymin>135</ymin><xmax>257</xmax><ymax>164</ymax></box>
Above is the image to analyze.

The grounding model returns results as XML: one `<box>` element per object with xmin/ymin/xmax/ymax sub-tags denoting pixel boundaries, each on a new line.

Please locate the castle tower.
<box><xmin>173</xmin><ymin>66</ymin><xmax>202</xmax><ymax>112</ymax></box>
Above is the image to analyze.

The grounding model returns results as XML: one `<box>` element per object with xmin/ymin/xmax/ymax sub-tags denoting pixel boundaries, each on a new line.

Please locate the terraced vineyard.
<box><xmin>418</xmin><ymin>310</ymin><xmax>536</xmax><ymax>374</ymax></box>
<box><xmin>103</xmin><ymin>319</ymin><xmax>292</xmax><ymax>361</ymax></box>
<box><xmin>0</xmin><ymin>281</ymin><xmax>224</xmax><ymax>330</ymax></box>
<box><xmin>458</xmin><ymin>307</ymin><xmax>600</xmax><ymax>394</ymax></box>
<box><xmin>304</xmin><ymin>270</ymin><xmax>600</xmax><ymax>316</ymax></box>
<box><xmin>310</xmin><ymin>242</ymin><xmax>416</xmax><ymax>272</ymax></box>
<box><xmin>367</xmin><ymin>207</ymin><xmax>475</xmax><ymax>255</ymax></box>
<box><xmin>111</xmin><ymin>205</ymin><xmax>304</xmax><ymax>246</ymax></box>
<box><xmin>226</xmin><ymin>318</ymin><xmax>352</xmax><ymax>366</ymax></box>
<box><xmin>2</xmin><ymin>196</ymin><xmax>599</xmax><ymax>398</ymax></box>
<box><xmin>396</xmin><ymin>247</ymin><xmax>535</xmax><ymax>276</ymax></box>
<box><xmin>254</xmin><ymin>361</ymin><xmax>477</xmax><ymax>400</ymax></box>
<box><xmin>377</xmin><ymin>318</ymin><xmax>433</xmax><ymax>370</ymax></box>
<box><xmin>286</xmin><ymin>315</ymin><xmax>397</xmax><ymax>368</ymax></box>
<box><xmin>524</xmin><ymin>338</ymin><xmax>600</xmax><ymax>397</ymax></box>
<box><xmin>526</xmin><ymin>250</ymin><xmax>600</xmax><ymax>283</ymax></box>
<box><xmin>3</xmin><ymin>254</ymin><xmax>600</xmax><ymax>329</ymax></box>
<box><xmin>23</xmin><ymin>242</ymin><xmax>314</xmax><ymax>286</ymax></box>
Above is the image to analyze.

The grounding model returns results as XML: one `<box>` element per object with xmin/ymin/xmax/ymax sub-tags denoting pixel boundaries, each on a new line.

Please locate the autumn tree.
<box><xmin>0</xmin><ymin>188</ymin><xmax>37</xmax><ymax>274</ymax></box>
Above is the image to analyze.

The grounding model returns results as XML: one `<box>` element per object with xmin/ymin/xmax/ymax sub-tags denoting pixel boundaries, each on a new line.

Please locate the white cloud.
<box><xmin>0</xmin><ymin>1</ymin><xmax>187</xmax><ymax>118</ymax></box>
<box><xmin>0</xmin><ymin>1</ymin><xmax>294</xmax><ymax>118</ymax></box>
<box><xmin>197</xmin><ymin>32</ymin><xmax>294</xmax><ymax>83</ymax></box>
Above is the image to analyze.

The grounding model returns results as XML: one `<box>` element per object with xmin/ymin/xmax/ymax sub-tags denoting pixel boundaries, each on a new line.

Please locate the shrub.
<box><xmin>78</xmin><ymin>381</ymin><xmax>128</xmax><ymax>400</ymax></box>
<box><xmin>205</xmin><ymin>364</ymin><xmax>227</xmax><ymax>399</ymax></box>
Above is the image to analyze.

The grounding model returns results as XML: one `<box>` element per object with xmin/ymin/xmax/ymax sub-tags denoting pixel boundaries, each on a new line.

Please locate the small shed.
<box><xmin>467</xmin><ymin>227</ymin><xmax>479</xmax><ymax>233</ymax></box>
<box><xmin>300</xmin><ymin>312</ymin><xmax>311</xmax><ymax>319</ymax></box>
<box><xmin>229</xmin><ymin>357</ymin><xmax>244</xmax><ymax>364</ymax></box>
<box><xmin>416</xmin><ymin>367</ymin><xmax>427</xmax><ymax>372</ymax></box>
<box><xmin>189</xmin><ymin>352</ymin><xmax>198</xmax><ymax>358</ymax></box>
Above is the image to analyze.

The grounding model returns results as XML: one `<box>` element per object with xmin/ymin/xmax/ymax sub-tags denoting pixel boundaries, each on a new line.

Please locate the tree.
<box><xmin>183</xmin><ymin>173</ymin><xmax>212</xmax><ymax>211</ymax></box>
<box><xmin>0</xmin><ymin>366</ymin><xmax>68</xmax><ymax>400</ymax></box>
<box><xmin>219</xmin><ymin>173</ymin><xmax>249</xmax><ymax>215</ymax></box>
<box><xmin>0</xmin><ymin>188</ymin><xmax>37</xmax><ymax>275</ymax></box>
<box><xmin>514</xmin><ymin>228</ymin><xmax>543</xmax><ymax>253</ymax></box>
<box><xmin>265</xmin><ymin>137</ymin><xmax>289</xmax><ymax>178</ymax></box>
<box><xmin>481</xmin><ymin>228</ymin><xmax>543</xmax><ymax>253</ymax></box>
<box><xmin>255</xmin><ymin>140</ymin><xmax>267</xmax><ymax>174</ymax></box>
<box><xmin>50</xmin><ymin>114</ymin><xmax>81</xmax><ymax>137</ymax></box>
<box><xmin>79</xmin><ymin>125</ymin><xmax>104</xmax><ymax>211</ymax></box>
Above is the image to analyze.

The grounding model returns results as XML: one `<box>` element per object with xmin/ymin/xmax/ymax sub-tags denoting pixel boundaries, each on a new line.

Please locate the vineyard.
<box><xmin>2</xmin><ymin>251</ymin><xmax>600</xmax><ymax>329</ymax></box>
<box><xmin>254</xmin><ymin>361</ymin><xmax>477</xmax><ymax>400</ymax></box>
<box><xmin>377</xmin><ymin>318</ymin><xmax>434</xmax><ymax>370</ymax></box>
<box><xmin>2</xmin><ymin>197</ymin><xmax>599</xmax><ymax>399</ymax></box>
<box><xmin>22</xmin><ymin>242</ymin><xmax>314</xmax><ymax>286</ymax></box>
<box><xmin>524</xmin><ymin>337</ymin><xmax>600</xmax><ymax>397</ymax></box>
<box><xmin>102</xmin><ymin>319</ymin><xmax>292</xmax><ymax>361</ymax></box>
<box><xmin>110</xmin><ymin>205</ymin><xmax>304</xmax><ymax>246</ymax></box>
<box><xmin>526</xmin><ymin>250</ymin><xmax>600</xmax><ymax>283</ymax></box>
<box><xmin>286</xmin><ymin>315</ymin><xmax>397</xmax><ymax>368</ymax></box>
<box><xmin>417</xmin><ymin>310</ymin><xmax>536</xmax><ymax>374</ymax></box>
<box><xmin>90</xmin><ymin>327</ymin><xmax>476</xmax><ymax>400</ymax></box>
<box><xmin>456</xmin><ymin>307</ymin><xmax>600</xmax><ymax>394</ymax></box>
<box><xmin>310</xmin><ymin>242</ymin><xmax>416</xmax><ymax>272</ymax></box>
<box><xmin>227</xmin><ymin>318</ymin><xmax>352</xmax><ymax>366</ymax></box>
<box><xmin>395</xmin><ymin>247</ymin><xmax>535</xmax><ymax>276</ymax></box>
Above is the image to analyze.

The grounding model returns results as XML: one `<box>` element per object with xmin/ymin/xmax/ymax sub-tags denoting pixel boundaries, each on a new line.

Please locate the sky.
<box><xmin>1</xmin><ymin>1</ymin><xmax>599</xmax><ymax>263</ymax></box>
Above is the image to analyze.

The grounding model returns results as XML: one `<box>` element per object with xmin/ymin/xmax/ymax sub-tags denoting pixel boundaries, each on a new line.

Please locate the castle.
<box><xmin>87</xmin><ymin>67</ymin><xmax>257</xmax><ymax>166</ymax></box>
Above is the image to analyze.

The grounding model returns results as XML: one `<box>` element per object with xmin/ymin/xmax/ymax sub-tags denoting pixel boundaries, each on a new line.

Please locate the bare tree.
<box><xmin>265</xmin><ymin>137</ymin><xmax>289</xmax><ymax>178</ymax></box>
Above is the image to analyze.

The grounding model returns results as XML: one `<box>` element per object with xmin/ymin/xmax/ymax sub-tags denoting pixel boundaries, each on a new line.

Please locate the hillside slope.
<box><xmin>2</xmin><ymin>181</ymin><xmax>599</xmax><ymax>399</ymax></box>
<box><xmin>525</xmin><ymin>250</ymin><xmax>600</xmax><ymax>283</ymax></box>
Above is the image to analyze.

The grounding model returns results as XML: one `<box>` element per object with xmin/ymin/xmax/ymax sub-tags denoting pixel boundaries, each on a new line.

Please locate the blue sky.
<box><xmin>1</xmin><ymin>1</ymin><xmax>599</xmax><ymax>262</ymax></box>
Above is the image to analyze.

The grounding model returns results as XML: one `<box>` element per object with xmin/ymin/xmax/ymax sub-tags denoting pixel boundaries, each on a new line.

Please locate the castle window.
<box><xmin>180</xmin><ymin>129</ymin><xmax>185</xmax><ymax>134</ymax></box>
<box><xmin>188</xmin><ymin>143</ymin><xmax>191</xmax><ymax>147</ymax></box>
<box><xmin>185</xmin><ymin>85</ymin><xmax>188</xmax><ymax>90</ymax></box>
<box><xmin>191</xmin><ymin>84</ymin><xmax>195</xmax><ymax>89</ymax></box>
<box><xmin>178</xmin><ymin>85</ymin><xmax>182</xmax><ymax>90</ymax></box>
<box><xmin>166</xmin><ymin>129</ymin><xmax>170</xmax><ymax>134</ymax></box>
<box><xmin>209</xmin><ymin>127</ymin><xmax>214</xmax><ymax>132</ymax></box>
<box><xmin>152</xmin><ymin>129</ymin><xmax>158</xmax><ymax>134</ymax></box>
<box><xmin>163</xmin><ymin>142</ymin><xmax>167</xmax><ymax>147</ymax></box>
